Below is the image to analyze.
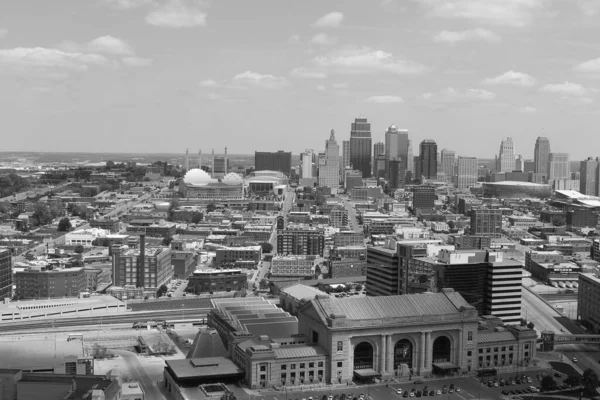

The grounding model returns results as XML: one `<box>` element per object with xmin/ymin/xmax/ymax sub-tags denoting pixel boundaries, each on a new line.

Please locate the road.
<box><xmin>341</xmin><ymin>198</ymin><xmax>362</xmax><ymax>233</ymax></box>
<box><xmin>114</xmin><ymin>350</ymin><xmax>165</xmax><ymax>400</ymax></box>
<box><xmin>521</xmin><ymin>286</ymin><xmax>567</xmax><ymax>334</ymax></box>
<box><xmin>555</xmin><ymin>344</ymin><xmax>600</xmax><ymax>377</ymax></box>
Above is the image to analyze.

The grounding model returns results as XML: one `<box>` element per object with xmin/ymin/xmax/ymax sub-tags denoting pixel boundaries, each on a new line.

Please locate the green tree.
<box><xmin>583</xmin><ymin>368</ymin><xmax>599</xmax><ymax>389</ymax></box>
<box><xmin>541</xmin><ymin>376</ymin><xmax>557</xmax><ymax>392</ymax></box>
<box><xmin>74</xmin><ymin>245</ymin><xmax>84</xmax><ymax>254</ymax></box>
<box><xmin>157</xmin><ymin>284</ymin><xmax>168</xmax><ymax>297</ymax></box>
<box><xmin>355</xmin><ymin>284</ymin><xmax>363</xmax><ymax>291</ymax></box>
<box><xmin>259</xmin><ymin>278</ymin><xmax>270</xmax><ymax>290</ymax></box>
<box><xmin>161</xmin><ymin>235</ymin><xmax>173</xmax><ymax>246</ymax></box>
<box><xmin>259</xmin><ymin>242</ymin><xmax>273</xmax><ymax>254</ymax></box>
<box><xmin>168</xmin><ymin>198</ymin><xmax>179</xmax><ymax>221</ymax></box>
<box><xmin>527</xmin><ymin>322</ymin><xmax>535</xmax><ymax>329</ymax></box>
<box><xmin>72</xmin><ymin>204</ymin><xmax>88</xmax><ymax>220</ymax></box>
<box><xmin>31</xmin><ymin>203</ymin><xmax>52</xmax><ymax>226</ymax></box>
<box><xmin>190</xmin><ymin>212</ymin><xmax>203</xmax><ymax>224</ymax></box>
<box><xmin>565</xmin><ymin>374</ymin><xmax>580</xmax><ymax>387</ymax></box>
<box><xmin>206</xmin><ymin>201</ymin><xmax>217</xmax><ymax>213</ymax></box>
<box><xmin>57</xmin><ymin>217</ymin><xmax>72</xmax><ymax>232</ymax></box>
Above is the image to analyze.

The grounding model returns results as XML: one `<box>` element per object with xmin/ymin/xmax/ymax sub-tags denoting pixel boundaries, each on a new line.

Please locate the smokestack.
<box><xmin>138</xmin><ymin>232</ymin><xmax>146</xmax><ymax>288</ymax></box>
<box><xmin>224</xmin><ymin>147</ymin><xmax>228</xmax><ymax>175</ymax></box>
<box><xmin>212</xmin><ymin>149</ymin><xmax>215</xmax><ymax>177</ymax></box>
<box><xmin>185</xmin><ymin>148</ymin><xmax>189</xmax><ymax>172</ymax></box>
<box><xmin>198</xmin><ymin>149</ymin><xmax>202</xmax><ymax>170</ymax></box>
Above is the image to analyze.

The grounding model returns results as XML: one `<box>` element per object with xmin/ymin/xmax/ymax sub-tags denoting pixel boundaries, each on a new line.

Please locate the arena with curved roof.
<box><xmin>483</xmin><ymin>181</ymin><xmax>552</xmax><ymax>199</ymax></box>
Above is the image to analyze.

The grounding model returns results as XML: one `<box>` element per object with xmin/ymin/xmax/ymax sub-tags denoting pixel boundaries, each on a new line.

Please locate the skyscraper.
<box><xmin>342</xmin><ymin>140</ymin><xmax>350</xmax><ymax>169</ymax></box>
<box><xmin>384</xmin><ymin>125</ymin><xmax>409</xmax><ymax>178</ymax></box>
<box><xmin>580</xmin><ymin>157</ymin><xmax>598</xmax><ymax>196</ymax></box>
<box><xmin>456</xmin><ymin>156</ymin><xmax>478</xmax><ymax>189</ymax></box>
<box><xmin>534</xmin><ymin>136</ymin><xmax>551</xmax><ymax>176</ymax></box>
<box><xmin>254</xmin><ymin>150</ymin><xmax>292</xmax><ymax>175</ymax></box>
<box><xmin>548</xmin><ymin>153</ymin><xmax>570</xmax><ymax>180</ymax></box>
<box><xmin>373</xmin><ymin>141</ymin><xmax>385</xmax><ymax>176</ymax></box>
<box><xmin>515</xmin><ymin>155</ymin><xmax>524</xmax><ymax>172</ymax></box>
<box><xmin>406</xmin><ymin>139</ymin><xmax>414</xmax><ymax>173</ymax></box>
<box><xmin>349</xmin><ymin>118</ymin><xmax>372</xmax><ymax>178</ymax></box>
<box><xmin>318</xmin><ymin>130</ymin><xmax>340</xmax><ymax>192</ymax></box>
<box><xmin>417</xmin><ymin>140</ymin><xmax>437</xmax><ymax>181</ymax></box>
<box><xmin>498</xmin><ymin>138</ymin><xmax>515</xmax><ymax>172</ymax></box>
<box><xmin>0</xmin><ymin>247</ymin><xmax>12</xmax><ymax>300</ymax></box>
<box><xmin>440</xmin><ymin>149</ymin><xmax>456</xmax><ymax>184</ymax></box>
<box><xmin>301</xmin><ymin>149</ymin><xmax>314</xmax><ymax>179</ymax></box>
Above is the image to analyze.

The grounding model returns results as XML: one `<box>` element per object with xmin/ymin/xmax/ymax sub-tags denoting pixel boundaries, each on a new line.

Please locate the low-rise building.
<box><xmin>578</xmin><ymin>271</ymin><xmax>600</xmax><ymax>332</ymax></box>
<box><xmin>171</xmin><ymin>251</ymin><xmax>196</xmax><ymax>279</ymax></box>
<box><xmin>215</xmin><ymin>246</ymin><xmax>262</xmax><ymax>267</ymax></box>
<box><xmin>64</xmin><ymin>228</ymin><xmax>109</xmax><ymax>247</ymax></box>
<box><xmin>270</xmin><ymin>255</ymin><xmax>318</xmax><ymax>277</ymax></box>
<box><xmin>15</xmin><ymin>266</ymin><xmax>86</xmax><ymax>300</ymax></box>
<box><xmin>329</xmin><ymin>258</ymin><xmax>366</xmax><ymax>278</ymax></box>
<box><xmin>187</xmin><ymin>269</ymin><xmax>247</xmax><ymax>294</ymax></box>
<box><xmin>89</xmin><ymin>217</ymin><xmax>120</xmax><ymax>233</ymax></box>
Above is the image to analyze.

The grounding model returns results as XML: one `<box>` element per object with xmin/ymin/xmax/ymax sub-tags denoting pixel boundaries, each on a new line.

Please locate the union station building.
<box><xmin>205</xmin><ymin>290</ymin><xmax>537</xmax><ymax>389</ymax></box>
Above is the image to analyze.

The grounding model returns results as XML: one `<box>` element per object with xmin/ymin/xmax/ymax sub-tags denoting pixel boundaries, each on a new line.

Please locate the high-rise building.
<box><xmin>211</xmin><ymin>148</ymin><xmax>229</xmax><ymax>178</ymax></box>
<box><xmin>301</xmin><ymin>149</ymin><xmax>314</xmax><ymax>179</ymax></box>
<box><xmin>412</xmin><ymin>185</ymin><xmax>436</xmax><ymax>210</ymax></box>
<box><xmin>342</xmin><ymin>140</ymin><xmax>350</xmax><ymax>169</ymax></box>
<box><xmin>484</xmin><ymin>255</ymin><xmax>523</xmax><ymax>324</ymax></box>
<box><xmin>406</xmin><ymin>139</ymin><xmax>414</xmax><ymax>173</ymax></box>
<box><xmin>417</xmin><ymin>140</ymin><xmax>437</xmax><ymax>181</ymax></box>
<box><xmin>470</xmin><ymin>209</ymin><xmax>502</xmax><ymax>237</ymax></box>
<box><xmin>534</xmin><ymin>136</ymin><xmax>551</xmax><ymax>176</ymax></box>
<box><xmin>0</xmin><ymin>247</ymin><xmax>12</xmax><ymax>300</ymax></box>
<box><xmin>498</xmin><ymin>138</ymin><xmax>515</xmax><ymax>172</ymax></box>
<box><xmin>440</xmin><ymin>149</ymin><xmax>456</xmax><ymax>184</ymax></box>
<box><xmin>373</xmin><ymin>141</ymin><xmax>385</xmax><ymax>176</ymax></box>
<box><xmin>112</xmin><ymin>242</ymin><xmax>173</xmax><ymax>290</ymax></box>
<box><xmin>254</xmin><ymin>151</ymin><xmax>292</xmax><ymax>175</ymax></box>
<box><xmin>318</xmin><ymin>130</ymin><xmax>340</xmax><ymax>192</ymax></box>
<box><xmin>457</xmin><ymin>156</ymin><xmax>478</xmax><ymax>189</ymax></box>
<box><xmin>580</xmin><ymin>157</ymin><xmax>598</xmax><ymax>196</ymax></box>
<box><xmin>515</xmin><ymin>155</ymin><xmax>524</xmax><ymax>172</ymax></box>
<box><xmin>384</xmin><ymin>125</ymin><xmax>409</xmax><ymax>177</ymax></box>
<box><xmin>349</xmin><ymin>118</ymin><xmax>372</xmax><ymax>178</ymax></box>
<box><xmin>276</xmin><ymin>228</ymin><xmax>325</xmax><ymax>256</ymax></box>
<box><xmin>388</xmin><ymin>159</ymin><xmax>406</xmax><ymax>190</ymax></box>
<box><xmin>548</xmin><ymin>153</ymin><xmax>570</xmax><ymax>180</ymax></box>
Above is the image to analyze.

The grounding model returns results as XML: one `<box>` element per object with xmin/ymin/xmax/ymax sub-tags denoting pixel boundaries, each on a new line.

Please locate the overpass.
<box><xmin>538</xmin><ymin>331</ymin><xmax>600</xmax><ymax>350</ymax></box>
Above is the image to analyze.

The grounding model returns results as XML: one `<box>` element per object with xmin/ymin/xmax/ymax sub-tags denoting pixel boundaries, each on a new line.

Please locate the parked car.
<box><xmin>396</xmin><ymin>389</ymin><xmax>402</xmax><ymax>395</ymax></box>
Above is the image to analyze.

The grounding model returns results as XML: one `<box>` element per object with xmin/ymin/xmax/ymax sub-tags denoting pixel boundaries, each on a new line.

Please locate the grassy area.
<box><xmin>549</xmin><ymin>361</ymin><xmax>581</xmax><ymax>377</ymax></box>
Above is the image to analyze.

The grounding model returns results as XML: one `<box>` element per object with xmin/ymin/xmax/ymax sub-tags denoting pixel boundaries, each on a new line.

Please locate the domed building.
<box><xmin>179</xmin><ymin>168</ymin><xmax>244</xmax><ymax>200</ymax></box>
<box><xmin>246</xmin><ymin>170</ymin><xmax>288</xmax><ymax>195</ymax></box>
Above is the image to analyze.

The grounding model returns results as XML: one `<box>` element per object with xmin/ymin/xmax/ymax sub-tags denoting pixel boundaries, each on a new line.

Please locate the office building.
<box><xmin>456</xmin><ymin>156</ymin><xmax>478</xmax><ymax>189</ymax></box>
<box><xmin>15</xmin><ymin>266</ymin><xmax>86</xmax><ymax>300</ymax></box>
<box><xmin>548</xmin><ymin>153</ymin><xmax>570</xmax><ymax>180</ymax></box>
<box><xmin>349</xmin><ymin>118</ymin><xmax>372</xmax><ymax>178</ymax></box>
<box><xmin>276</xmin><ymin>228</ymin><xmax>325</xmax><ymax>256</ymax></box>
<box><xmin>388</xmin><ymin>159</ymin><xmax>406</xmax><ymax>190</ymax></box>
<box><xmin>318</xmin><ymin>130</ymin><xmax>340</xmax><ymax>192</ymax></box>
<box><xmin>384</xmin><ymin>125</ymin><xmax>408</xmax><ymax>177</ymax></box>
<box><xmin>406</xmin><ymin>139</ymin><xmax>414</xmax><ymax>173</ymax></box>
<box><xmin>342</xmin><ymin>140</ymin><xmax>350</xmax><ymax>170</ymax></box>
<box><xmin>533</xmin><ymin>137</ymin><xmax>551</xmax><ymax>176</ymax></box>
<box><xmin>254</xmin><ymin>151</ymin><xmax>292</xmax><ymax>176</ymax></box>
<box><xmin>301</xmin><ymin>149</ymin><xmax>314</xmax><ymax>179</ymax></box>
<box><xmin>412</xmin><ymin>185</ymin><xmax>436</xmax><ymax>211</ymax></box>
<box><xmin>0</xmin><ymin>247</ymin><xmax>12</xmax><ymax>300</ymax></box>
<box><xmin>270</xmin><ymin>255</ymin><xmax>318</xmax><ymax>277</ymax></box>
<box><xmin>515</xmin><ymin>155</ymin><xmax>524</xmax><ymax>172</ymax></box>
<box><xmin>211</xmin><ymin>148</ymin><xmax>229</xmax><ymax>179</ymax></box>
<box><xmin>415</xmin><ymin>140</ymin><xmax>437</xmax><ymax>181</ymax></box>
<box><xmin>470</xmin><ymin>209</ymin><xmax>502</xmax><ymax>237</ymax></box>
<box><xmin>112</xmin><ymin>239</ymin><xmax>173</xmax><ymax>290</ymax></box>
<box><xmin>366</xmin><ymin>243</ymin><xmax>399</xmax><ymax>296</ymax></box>
<box><xmin>215</xmin><ymin>246</ymin><xmax>262</xmax><ymax>267</ymax></box>
<box><xmin>497</xmin><ymin>138</ymin><xmax>515</xmax><ymax>172</ymax></box>
<box><xmin>578</xmin><ymin>271</ymin><xmax>600</xmax><ymax>332</ymax></box>
<box><xmin>373</xmin><ymin>141</ymin><xmax>385</xmax><ymax>176</ymax></box>
<box><xmin>439</xmin><ymin>149</ymin><xmax>456</xmax><ymax>184</ymax></box>
<box><xmin>580</xmin><ymin>157</ymin><xmax>598</xmax><ymax>196</ymax></box>
<box><xmin>484</xmin><ymin>255</ymin><xmax>523</xmax><ymax>324</ymax></box>
<box><xmin>187</xmin><ymin>269</ymin><xmax>247</xmax><ymax>294</ymax></box>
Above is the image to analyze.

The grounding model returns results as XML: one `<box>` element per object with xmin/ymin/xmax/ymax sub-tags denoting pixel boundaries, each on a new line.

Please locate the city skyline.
<box><xmin>1</xmin><ymin>1</ymin><xmax>600</xmax><ymax>157</ymax></box>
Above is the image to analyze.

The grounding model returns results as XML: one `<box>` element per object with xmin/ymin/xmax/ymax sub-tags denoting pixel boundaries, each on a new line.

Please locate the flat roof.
<box><xmin>0</xmin><ymin>339</ymin><xmax>84</xmax><ymax>370</ymax></box>
<box><xmin>166</xmin><ymin>357</ymin><xmax>243</xmax><ymax>380</ymax></box>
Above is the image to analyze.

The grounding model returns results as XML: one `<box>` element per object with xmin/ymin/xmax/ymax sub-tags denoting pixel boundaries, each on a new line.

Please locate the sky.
<box><xmin>1</xmin><ymin>0</ymin><xmax>600</xmax><ymax>159</ymax></box>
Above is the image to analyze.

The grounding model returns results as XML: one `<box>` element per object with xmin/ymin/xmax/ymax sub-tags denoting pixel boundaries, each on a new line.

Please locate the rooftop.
<box><xmin>166</xmin><ymin>357</ymin><xmax>243</xmax><ymax>380</ymax></box>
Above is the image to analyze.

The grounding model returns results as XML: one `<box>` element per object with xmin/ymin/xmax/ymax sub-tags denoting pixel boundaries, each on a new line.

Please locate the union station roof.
<box><xmin>303</xmin><ymin>289</ymin><xmax>477</xmax><ymax>328</ymax></box>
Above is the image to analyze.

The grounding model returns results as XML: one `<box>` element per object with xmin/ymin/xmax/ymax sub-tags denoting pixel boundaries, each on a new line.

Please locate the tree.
<box><xmin>157</xmin><ymin>284</ymin><xmax>168</xmax><ymax>297</ymax></box>
<box><xmin>541</xmin><ymin>376</ymin><xmax>557</xmax><ymax>392</ymax></box>
<box><xmin>565</xmin><ymin>374</ymin><xmax>581</xmax><ymax>387</ymax></box>
<box><xmin>72</xmin><ymin>204</ymin><xmax>88</xmax><ymax>220</ymax></box>
<box><xmin>31</xmin><ymin>203</ymin><xmax>52</xmax><ymax>226</ymax></box>
<box><xmin>206</xmin><ymin>202</ymin><xmax>217</xmax><ymax>213</ymax></box>
<box><xmin>259</xmin><ymin>278</ymin><xmax>270</xmax><ymax>290</ymax></box>
<box><xmin>527</xmin><ymin>322</ymin><xmax>535</xmax><ymax>329</ymax></box>
<box><xmin>583</xmin><ymin>368</ymin><xmax>599</xmax><ymax>389</ymax></box>
<box><xmin>259</xmin><ymin>242</ymin><xmax>273</xmax><ymax>254</ymax></box>
<box><xmin>355</xmin><ymin>284</ymin><xmax>363</xmax><ymax>291</ymax></box>
<box><xmin>74</xmin><ymin>245</ymin><xmax>84</xmax><ymax>254</ymax></box>
<box><xmin>190</xmin><ymin>212</ymin><xmax>203</xmax><ymax>224</ymax></box>
<box><xmin>57</xmin><ymin>217</ymin><xmax>72</xmax><ymax>232</ymax></box>
<box><xmin>520</xmin><ymin>318</ymin><xmax>527</xmax><ymax>327</ymax></box>
<box><xmin>447</xmin><ymin>220</ymin><xmax>456</xmax><ymax>230</ymax></box>
<box><xmin>162</xmin><ymin>235</ymin><xmax>173</xmax><ymax>246</ymax></box>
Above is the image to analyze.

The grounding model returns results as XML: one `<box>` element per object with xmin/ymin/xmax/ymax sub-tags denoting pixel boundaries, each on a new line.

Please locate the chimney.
<box><xmin>138</xmin><ymin>232</ymin><xmax>146</xmax><ymax>288</ymax></box>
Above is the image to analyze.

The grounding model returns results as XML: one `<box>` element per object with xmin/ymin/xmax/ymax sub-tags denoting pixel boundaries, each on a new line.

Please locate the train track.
<box><xmin>0</xmin><ymin>309</ymin><xmax>209</xmax><ymax>333</ymax></box>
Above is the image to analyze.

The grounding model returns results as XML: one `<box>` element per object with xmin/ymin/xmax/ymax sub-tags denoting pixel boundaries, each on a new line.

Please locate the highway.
<box><xmin>522</xmin><ymin>286</ymin><xmax>567</xmax><ymax>334</ymax></box>
<box><xmin>0</xmin><ymin>309</ymin><xmax>209</xmax><ymax>333</ymax></box>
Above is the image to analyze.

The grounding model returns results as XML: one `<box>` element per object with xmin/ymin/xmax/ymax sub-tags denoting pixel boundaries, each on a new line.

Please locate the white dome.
<box><xmin>183</xmin><ymin>168</ymin><xmax>212</xmax><ymax>186</ymax></box>
<box><xmin>223</xmin><ymin>172</ymin><xmax>243</xmax><ymax>185</ymax></box>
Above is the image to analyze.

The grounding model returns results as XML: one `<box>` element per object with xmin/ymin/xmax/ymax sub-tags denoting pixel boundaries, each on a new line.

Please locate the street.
<box><xmin>340</xmin><ymin>198</ymin><xmax>362</xmax><ymax>233</ymax></box>
<box><xmin>113</xmin><ymin>350</ymin><xmax>165</xmax><ymax>400</ymax></box>
<box><xmin>521</xmin><ymin>286</ymin><xmax>567</xmax><ymax>334</ymax></box>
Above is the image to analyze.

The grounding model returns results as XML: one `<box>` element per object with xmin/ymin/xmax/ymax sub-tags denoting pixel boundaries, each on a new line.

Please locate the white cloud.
<box><xmin>122</xmin><ymin>56</ymin><xmax>152</xmax><ymax>67</ymax></box>
<box><xmin>482</xmin><ymin>70</ymin><xmax>536</xmax><ymax>87</ymax></box>
<box><xmin>311</xmin><ymin>33</ymin><xmax>338</xmax><ymax>46</ymax></box>
<box><xmin>433</xmin><ymin>28</ymin><xmax>501</xmax><ymax>44</ymax></box>
<box><xmin>312</xmin><ymin>11</ymin><xmax>344</xmax><ymax>28</ymax></box>
<box><xmin>232</xmin><ymin>71</ymin><xmax>289</xmax><ymax>89</ymax></box>
<box><xmin>88</xmin><ymin>35</ymin><xmax>134</xmax><ymax>56</ymax></box>
<box><xmin>146</xmin><ymin>0</ymin><xmax>207</xmax><ymax>28</ymax></box>
<box><xmin>316</xmin><ymin>85</ymin><xmax>326</xmax><ymax>91</ymax></box>
<box><xmin>199</xmin><ymin>79</ymin><xmax>219</xmax><ymax>87</ymax></box>
<box><xmin>366</xmin><ymin>95</ymin><xmax>404</xmax><ymax>104</ymax></box>
<box><xmin>421</xmin><ymin>87</ymin><xmax>496</xmax><ymax>102</ymax></box>
<box><xmin>290</xmin><ymin>67</ymin><xmax>327</xmax><ymax>79</ymax></box>
<box><xmin>579</xmin><ymin>0</ymin><xmax>600</xmax><ymax>16</ymax></box>
<box><xmin>574</xmin><ymin>57</ymin><xmax>600</xmax><ymax>73</ymax></box>
<box><xmin>0</xmin><ymin>28</ymin><xmax>7</xmax><ymax>38</ymax></box>
<box><xmin>414</xmin><ymin>0</ymin><xmax>542</xmax><ymax>27</ymax></box>
<box><xmin>103</xmin><ymin>0</ymin><xmax>152</xmax><ymax>9</ymax></box>
<box><xmin>0</xmin><ymin>47</ymin><xmax>108</xmax><ymax>72</ymax></box>
<box><xmin>540</xmin><ymin>81</ymin><xmax>588</xmax><ymax>97</ymax></box>
<box><xmin>520</xmin><ymin>106</ymin><xmax>537</xmax><ymax>113</ymax></box>
<box><xmin>207</xmin><ymin>93</ymin><xmax>219</xmax><ymax>100</ymax></box>
<box><xmin>332</xmin><ymin>82</ymin><xmax>349</xmax><ymax>89</ymax></box>
<box><xmin>314</xmin><ymin>47</ymin><xmax>429</xmax><ymax>75</ymax></box>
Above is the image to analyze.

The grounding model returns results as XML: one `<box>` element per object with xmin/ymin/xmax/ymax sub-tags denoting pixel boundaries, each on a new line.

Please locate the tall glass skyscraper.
<box><xmin>417</xmin><ymin>139</ymin><xmax>438</xmax><ymax>181</ymax></box>
<box><xmin>350</xmin><ymin>118</ymin><xmax>372</xmax><ymax>178</ymax></box>
<box><xmin>384</xmin><ymin>125</ymin><xmax>409</xmax><ymax>179</ymax></box>
<box><xmin>534</xmin><ymin>136</ymin><xmax>551</xmax><ymax>175</ymax></box>
<box><xmin>440</xmin><ymin>149</ymin><xmax>456</xmax><ymax>184</ymax></box>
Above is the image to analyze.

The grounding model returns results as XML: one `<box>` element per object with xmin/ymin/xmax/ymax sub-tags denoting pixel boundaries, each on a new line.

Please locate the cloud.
<box><xmin>366</xmin><ymin>95</ymin><xmax>404</xmax><ymax>104</ymax></box>
<box><xmin>232</xmin><ymin>71</ymin><xmax>289</xmax><ymax>89</ymax></box>
<box><xmin>311</xmin><ymin>33</ymin><xmax>338</xmax><ymax>46</ymax></box>
<box><xmin>103</xmin><ymin>0</ymin><xmax>152</xmax><ymax>9</ymax></box>
<box><xmin>316</xmin><ymin>85</ymin><xmax>326</xmax><ymax>91</ymax></box>
<box><xmin>414</xmin><ymin>0</ymin><xmax>542</xmax><ymax>27</ymax></box>
<box><xmin>199</xmin><ymin>79</ymin><xmax>219</xmax><ymax>87</ymax></box>
<box><xmin>540</xmin><ymin>81</ymin><xmax>588</xmax><ymax>97</ymax></box>
<box><xmin>433</xmin><ymin>28</ymin><xmax>501</xmax><ymax>44</ymax></box>
<box><xmin>579</xmin><ymin>0</ymin><xmax>600</xmax><ymax>16</ymax></box>
<box><xmin>0</xmin><ymin>28</ymin><xmax>7</xmax><ymax>38</ymax></box>
<box><xmin>290</xmin><ymin>67</ymin><xmax>327</xmax><ymax>79</ymax></box>
<box><xmin>87</xmin><ymin>35</ymin><xmax>134</xmax><ymax>56</ymax></box>
<box><xmin>520</xmin><ymin>106</ymin><xmax>537</xmax><ymax>113</ymax></box>
<box><xmin>332</xmin><ymin>82</ymin><xmax>348</xmax><ymax>89</ymax></box>
<box><xmin>0</xmin><ymin>47</ymin><xmax>108</xmax><ymax>72</ymax></box>
<box><xmin>421</xmin><ymin>87</ymin><xmax>496</xmax><ymax>102</ymax></box>
<box><xmin>482</xmin><ymin>70</ymin><xmax>536</xmax><ymax>87</ymax></box>
<box><xmin>574</xmin><ymin>57</ymin><xmax>600</xmax><ymax>73</ymax></box>
<box><xmin>122</xmin><ymin>56</ymin><xmax>152</xmax><ymax>67</ymax></box>
<box><xmin>146</xmin><ymin>0</ymin><xmax>207</xmax><ymax>28</ymax></box>
<box><xmin>313</xmin><ymin>12</ymin><xmax>344</xmax><ymax>28</ymax></box>
<box><xmin>288</xmin><ymin>35</ymin><xmax>301</xmax><ymax>45</ymax></box>
<box><xmin>313</xmin><ymin>47</ymin><xmax>429</xmax><ymax>75</ymax></box>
